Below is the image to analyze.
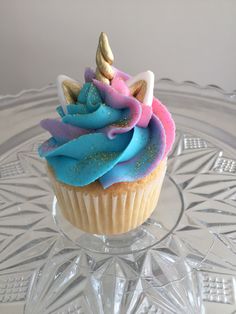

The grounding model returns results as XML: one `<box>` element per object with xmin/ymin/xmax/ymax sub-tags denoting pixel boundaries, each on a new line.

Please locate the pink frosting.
<box><xmin>84</xmin><ymin>66</ymin><xmax>175</xmax><ymax>158</ymax></box>
<box><xmin>111</xmin><ymin>72</ymin><xmax>153</xmax><ymax>129</ymax></box>
<box><xmin>152</xmin><ymin>97</ymin><xmax>175</xmax><ymax>158</ymax></box>
<box><xmin>138</xmin><ymin>104</ymin><xmax>153</xmax><ymax>128</ymax></box>
<box><xmin>111</xmin><ymin>76</ymin><xmax>130</xmax><ymax>96</ymax></box>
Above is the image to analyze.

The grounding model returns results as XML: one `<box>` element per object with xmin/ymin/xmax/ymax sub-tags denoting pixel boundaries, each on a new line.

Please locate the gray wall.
<box><xmin>1</xmin><ymin>0</ymin><xmax>236</xmax><ymax>95</ymax></box>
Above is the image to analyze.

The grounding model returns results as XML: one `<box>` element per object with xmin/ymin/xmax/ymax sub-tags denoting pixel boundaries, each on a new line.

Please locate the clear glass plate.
<box><xmin>0</xmin><ymin>80</ymin><xmax>236</xmax><ymax>314</ymax></box>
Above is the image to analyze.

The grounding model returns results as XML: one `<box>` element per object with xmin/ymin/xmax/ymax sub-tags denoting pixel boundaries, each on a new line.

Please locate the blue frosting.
<box><xmin>41</xmin><ymin>127</ymin><xmax>149</xmax><ymax>186</ymax></box>
<box><xmin>63</xmin><ymin>104</ymin><xmax>125</xmax><ymax>129</ymax></box>
<box><xmin>39</xmin><ymin>82</ymin><xmax>165</xmax><ymax>188</ymax></box>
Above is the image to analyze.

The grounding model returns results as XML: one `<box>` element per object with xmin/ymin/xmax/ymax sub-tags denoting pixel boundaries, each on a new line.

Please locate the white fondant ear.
<box><xmin>56</xmin><ymin>75</ymin><xmax>81</xmax><ymax>111</ymax></box>
<box><xmin>126</xmin><ymin>71</ymin><xmax>154</xmax><ymax>106</ymax></box>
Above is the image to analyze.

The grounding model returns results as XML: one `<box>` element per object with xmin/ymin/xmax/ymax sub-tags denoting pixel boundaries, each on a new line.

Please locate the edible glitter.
<box><xmin>112</xmin><ymin>117</ymin><xmax>130</xmax><ymax>127</ymax></box>
<box><xmin>70</xmin><ymin>151</ymin><xmax>118</xmax><ymax>173</ymax></box>
<box><xmin>135</xmin><ymin>143</ymin><xmax>157</xmax><ymax>170</ymax></box>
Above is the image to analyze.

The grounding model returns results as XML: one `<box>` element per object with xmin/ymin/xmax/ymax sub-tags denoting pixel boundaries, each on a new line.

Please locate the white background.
<box><xmin>0</xmin><ymin>0</ymin><xmax>236</xmax><ymax>95</ymax></box>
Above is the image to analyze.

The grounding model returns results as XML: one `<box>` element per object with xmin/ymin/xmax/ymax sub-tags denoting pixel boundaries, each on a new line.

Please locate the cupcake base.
<box><xmin>47</xmin><ymin>159</ymin><xmax>167</xmax><ymax>235</ymax></box>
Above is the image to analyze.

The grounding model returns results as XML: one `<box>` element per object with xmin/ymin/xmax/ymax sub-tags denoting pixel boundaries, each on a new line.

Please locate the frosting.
<box><xmin>39</xmin><ymin>68</ymin><xmax>175</xmax><ymax>188</ymax></box>
<box><xmin>39</xmin><ymin>33</ymin><xmax>175</xmax><ymax>188</ymax></box>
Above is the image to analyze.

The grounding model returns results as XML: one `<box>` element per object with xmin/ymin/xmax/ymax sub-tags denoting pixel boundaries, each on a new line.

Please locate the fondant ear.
<box><xmin>126</xmin><ymin>71</ymin><xmax>154</xmax><ymax>106</ymax></box>
<box><xmin>57</xmin><ymin>75</ymin><xmax>81</xmax><ymax>106</ymax></box>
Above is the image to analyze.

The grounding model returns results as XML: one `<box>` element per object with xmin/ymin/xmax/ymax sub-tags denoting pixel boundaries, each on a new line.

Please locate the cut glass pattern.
<box><xmin>0</xmin><ymin>161</ymin><xmax>24</xmax><ymax>178</ymax></box>
<box><xmin>213</xmin><ymin>155</ymin><xmax>236</xmax><ymax>174</ymax></box>
<box><xmin>183</xmin><ymin>137</ymin><xmax>208</xmax><ymax>150</ymax></box>
<box><xmin>0</xmin><ymin>82</ymin><xmax>236</xmax><ymax>313</ymax></box>
<box><xmin>200</xmin><ymin>272</ymin><xmax>235</xmax><ymax>304</ymax></box>
<box><xmin>0</xmin><ymin>272</ymin><xmax>32</xmax><ymax>303</ymax></box>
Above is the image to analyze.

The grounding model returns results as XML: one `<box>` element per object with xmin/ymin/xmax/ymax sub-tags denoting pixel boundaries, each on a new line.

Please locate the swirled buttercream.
<box><xmin>39</xmin><ymin>68</ymin><xmax>175</xmax><ymax>188</ymax></box>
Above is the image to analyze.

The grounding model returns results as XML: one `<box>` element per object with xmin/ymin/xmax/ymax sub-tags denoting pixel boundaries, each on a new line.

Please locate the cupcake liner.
<box><xmin>47</xmin><ymin>161</ymin><xmax>167</xmax><ymax>235</ymax></box>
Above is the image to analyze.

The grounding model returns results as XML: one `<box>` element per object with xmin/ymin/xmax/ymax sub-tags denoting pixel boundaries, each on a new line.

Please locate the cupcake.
<box><xmin>39</xmin><ymin>32</ymin><xmax>175</xmax><ymax>235</ymax></box>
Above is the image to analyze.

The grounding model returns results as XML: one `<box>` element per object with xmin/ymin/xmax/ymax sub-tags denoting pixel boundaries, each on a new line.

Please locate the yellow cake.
<box><xmin>47</xmin><ymin>159</ymin><xmax>166</xmax><ymax>234</ymax></box>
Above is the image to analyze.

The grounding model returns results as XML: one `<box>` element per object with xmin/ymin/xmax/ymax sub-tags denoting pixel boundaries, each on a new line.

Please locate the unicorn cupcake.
<box><xmin>39</xmin><ymin>32</ymin><xmax>175</xmax><ymax>235</ymax></box>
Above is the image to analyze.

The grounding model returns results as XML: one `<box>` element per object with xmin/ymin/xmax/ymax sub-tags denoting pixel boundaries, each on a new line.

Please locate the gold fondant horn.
<box><xmin>96</xmin><ymin>32</ymin><xmax>114</xmax><ymax>84</ymax></box>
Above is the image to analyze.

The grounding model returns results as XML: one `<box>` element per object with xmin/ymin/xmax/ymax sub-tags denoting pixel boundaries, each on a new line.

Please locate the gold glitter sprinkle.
<box><xmin>135</xmin><ymin>144</ymin><xmax>157</xmax><ymax>170</ymax></box>
<box><xmin>112</xmin><ymin>117</ymin><xmax>130</xmax><ymax>127</ymax></box>
<box><xmin>70</xmin><ymin>152</ymin><xmax>118</xmax><ymax>173</ymax></box>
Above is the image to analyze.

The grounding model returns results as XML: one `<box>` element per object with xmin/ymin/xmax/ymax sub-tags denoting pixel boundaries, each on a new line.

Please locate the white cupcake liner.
<box><xmin>48</xmin><ymin>162</ymin><xmax>167</xmax><ymax>235</ymax></box>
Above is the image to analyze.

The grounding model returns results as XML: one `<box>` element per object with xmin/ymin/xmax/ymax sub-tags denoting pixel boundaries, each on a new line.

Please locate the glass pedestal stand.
<box><xmin>25</xmin><ymin>174</ymin><xmax>214</xmax><ymax>314</ymax></box>
<box><xmin>0</xmin><ymin>81</ymin><xmax>236</xmax><ymax>314</ymax></box>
